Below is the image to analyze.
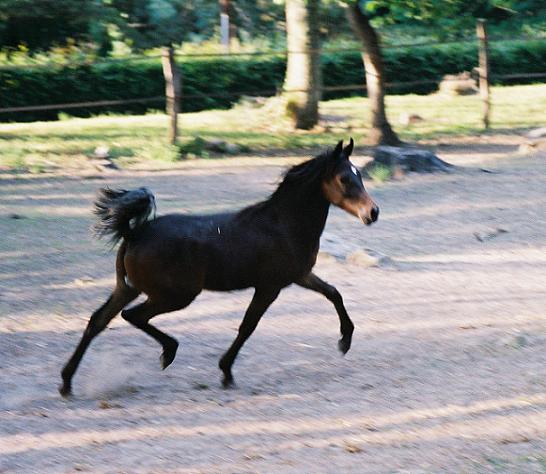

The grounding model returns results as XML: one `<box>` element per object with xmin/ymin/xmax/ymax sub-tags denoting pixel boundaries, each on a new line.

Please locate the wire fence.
<box><xmin>1</xmin><ymin>34</ymin><xmax>544</xmax><ymax>71</ymax></box>
<box><xmin>0</xmin><ymin>34</ymin><xmax>545</xmax><ymax>117</ymax></box>
<box><xmin>1</xmin><ymin>73</ymin><xmax>544</xmax><ymax>115</ymax></box>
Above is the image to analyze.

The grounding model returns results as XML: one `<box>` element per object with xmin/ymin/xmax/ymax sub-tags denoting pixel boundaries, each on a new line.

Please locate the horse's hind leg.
<box><xmin>59</xmin><ymin>285</ymin><xmax>139</xmax><ymax>397</ymax></box>
<box><xmin>121</xmin><ymin>293</ymin><xmax>197</xmax><ymax>369</ymax></box>
<box><xmin>296</xmin><ymin>272</ymin><xmax>354</xmax><ymax>355</ymax></box>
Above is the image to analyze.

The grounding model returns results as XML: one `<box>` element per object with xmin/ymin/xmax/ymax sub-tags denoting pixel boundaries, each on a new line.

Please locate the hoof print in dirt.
<box><xmin>363</xmin><ymin>146</ymin><xmax>454</xmax><ymax>180</ymax></box>
<box><xmin>473</xmin><ymin>227</ymin><xmax>508</xmax><ymax>242</ymax></box>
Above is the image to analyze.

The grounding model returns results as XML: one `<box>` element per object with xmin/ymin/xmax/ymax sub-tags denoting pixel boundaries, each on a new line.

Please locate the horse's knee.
<box><xmin>121</xmin><ymin>301</ymin><xmax>155</xmax><ymax>326</ymax></box>
<box><xmin>86</xmin><ymin>307</ymin><xmax>113</xmax><ymax>336</ymax></box>
<box><xmin>121</xmin><ymin>307</ymin><xmax>138</xmax><ymax>323</ymax></box>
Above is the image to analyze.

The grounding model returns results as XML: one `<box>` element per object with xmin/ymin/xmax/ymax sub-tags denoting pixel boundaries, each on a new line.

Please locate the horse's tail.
<box><xmin>93</xmin><ymin>187</ymin><xmax>156</xmax><ymax>245</ymax></box>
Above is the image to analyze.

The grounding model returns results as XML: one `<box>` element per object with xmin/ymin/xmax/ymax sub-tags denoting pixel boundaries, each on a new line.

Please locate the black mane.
<box><xmin>270</xmin><ymin>148</ymin><xmax>338</xmax><ymax>202</ymax></box>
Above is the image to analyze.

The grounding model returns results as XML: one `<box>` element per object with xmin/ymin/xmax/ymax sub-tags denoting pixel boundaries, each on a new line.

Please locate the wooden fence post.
<box><xmin>476</xmin><ymin>19</ymin><xmax>490</xmax><ymax>129</ymax></box>
<box><xmin>162</xmin><ymin>45</ymin><xmax>181</xmax><ymax>144</ymax></box>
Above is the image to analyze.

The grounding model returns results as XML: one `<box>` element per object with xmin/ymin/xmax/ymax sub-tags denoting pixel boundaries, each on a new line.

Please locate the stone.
<box><xmin>345</xmin><ymin>248</ymin><xmax>392</xmax><ymax>268</ymax></box>
<box><xmin>317</xmin><ymin>251</ymin><xmax>337</xmax><ymax>264</ymax></box>
<box><xmin>366</xmin><ymin>146</ymin><xmax>453</xmax><ymax>175</ymax></box>
<box><xmin>89</xmin><ymin>146</ymin><xmax>118</xmax><ymax>171</ymax></box>
<box><xmin>526</xmin><ymin>127</ymin><xmax>546</xmax><ymax>139</ymax></box>
<box><xmin>91</xmin><ymin>159</ymin><xmax>118</xmax><ymax>171</ymax></box>
<box><xmin>399</xmin><ymin>112</ymin><xmax>424</xmax><ymax>126</ymax></box>
<box><xmin>518</xmin><ymin>138</ymin><xmax>546</xmax><ymax>155</ymax></box>
<box><xmin>438</xmin><ymin>71</ymin><xmax>478</xmax><ymax>96</ymax></box>
<box><xmin>203</xmin><ymin>139</ymin><xmax>227</xmax><ymax>152</ymax></box>
<box><xmin>93</xmin><ymin>145</ymin><xmax>110</xmax><ymax>159</ymax></box>
<box><xmin>224</xmin><ymin>143</ymin><xmax>241</xmax><ymax>155</ymax></box>
<box><xmin>238</xmin><ymin>95</ymin><xmax>267</xmax><ymax>108</ymax></box>
<box><xmin>202</xmin><ymin>139</ymin><xmax>241</xmax><ymax>154</ymax></box>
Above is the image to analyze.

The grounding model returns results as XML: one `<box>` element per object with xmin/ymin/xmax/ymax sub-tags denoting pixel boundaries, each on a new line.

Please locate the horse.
<box><xmin>59</xmin><ymin>139</ymin><xmax>379</xmax><ymax>397</ymax></box>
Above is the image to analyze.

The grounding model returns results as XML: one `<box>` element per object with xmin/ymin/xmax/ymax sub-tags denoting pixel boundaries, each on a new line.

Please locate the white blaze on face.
<box><xmin>351</xmin><ymin>164</ymin><xmax>358</xmax><ymax>175</ymax></box>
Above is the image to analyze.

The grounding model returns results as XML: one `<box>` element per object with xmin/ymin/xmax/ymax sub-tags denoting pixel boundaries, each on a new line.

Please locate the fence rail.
<box><xmin>0</xmin><ymin>72</ymin><xmax>544</xmax><ymax>115</ymax></box>
<box><xmin>0</xmin><ymin>25</ymin><xmax>545</xmax><ymax>141</ymax></box>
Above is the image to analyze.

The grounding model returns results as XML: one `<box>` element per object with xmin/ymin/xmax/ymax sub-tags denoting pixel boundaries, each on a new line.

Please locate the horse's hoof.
<box><xmin>222</xmin><ymin>376</ymin><xmax>236</xmax><ymax>389</ymax></box>
<box><xmin>338</xmin><ymin>336</ymin><xmax>352</xmax><ymax>355</ymax></box>
<box><xmin>160</xmin><ymin>339</ymin><xmax>179</xmax><ymax>370</ymax></box>
<box><xmin>58</xmin><ymin>383</ymin><xmax>72</xmax><ymax>398</ymax></box>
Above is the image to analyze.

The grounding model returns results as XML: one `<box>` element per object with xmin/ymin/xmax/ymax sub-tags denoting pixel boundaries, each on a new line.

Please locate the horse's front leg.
<box><xmin>296</xmin><ymin>272</ymin><xmax>354</xmax><ymax>354</ymax></box>
<box><xmin>219</xmin><ymin>286</ymin><xmax>281</xmax><ymax>388</ymax></box>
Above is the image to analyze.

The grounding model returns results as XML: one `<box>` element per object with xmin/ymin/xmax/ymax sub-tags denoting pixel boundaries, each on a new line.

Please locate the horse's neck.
<box><xmin>277</xmin><ymin>185</ymin><xmax>330</xmax><ymax>248</ymax></box>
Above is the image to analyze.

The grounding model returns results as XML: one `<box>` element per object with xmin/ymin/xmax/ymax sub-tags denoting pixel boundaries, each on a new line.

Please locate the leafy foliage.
<box><xmin>0</xmin><ymin>0</ymin><xmax>103</xmax><ymax>50</ymax></box>
<box><xmin>1</xmin><ymin>39</ymin><xmax>545</xmax><ymax>122</ymax></box>
<box><xmin>360</xmin><ymin>0</ymin><xmax>546</xmax><ymax>34</ymax></box>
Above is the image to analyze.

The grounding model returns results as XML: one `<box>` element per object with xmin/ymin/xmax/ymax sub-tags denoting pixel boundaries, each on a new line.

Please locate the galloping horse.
<box><xmin>59</xmin><ymin>139</ymin><xmax>379</xmax><ymax>397</ymax></box>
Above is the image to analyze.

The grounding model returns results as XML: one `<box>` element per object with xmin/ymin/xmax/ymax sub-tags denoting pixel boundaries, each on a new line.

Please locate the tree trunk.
<box><xmin>162</xmin><ymin>46</ymin><xmax>181</xmax><ymax>145</ymax></box>
<box><xmin>219</xmin><ymin>0</ymin><xmax>237</xmax><ymax>47</ymax></box>
<box><xmin>346</xmin><ymin>3</ymin><xmax>401</xmax><ymax>146</ymax></box>
<box><xmin>283</xmin><ymin>0</ymin><xmax>321</xmax><ymax>130</ymax></box>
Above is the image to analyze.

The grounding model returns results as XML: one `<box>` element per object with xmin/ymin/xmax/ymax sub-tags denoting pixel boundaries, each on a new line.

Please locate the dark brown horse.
<box><xmin>59</xmin><ymin>139</ymin><xmax>379</xmax><ymax>397</ymax></box>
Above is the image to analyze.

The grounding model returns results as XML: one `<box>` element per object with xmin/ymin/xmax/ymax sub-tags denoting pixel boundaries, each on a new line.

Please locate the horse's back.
<box><xmin>123</xmin><ymin>209</ymin><xmax>312</xmax><ymax>294</ymax></box>
<box><xmin>122</xmin><ymin>213</ymin><xmax>231</xmax><ymax>294</ymax></box>
<box><xmin>141</xmin><ymin>213</ymin><xmax>232</xmax><ymax>239</ymax></box>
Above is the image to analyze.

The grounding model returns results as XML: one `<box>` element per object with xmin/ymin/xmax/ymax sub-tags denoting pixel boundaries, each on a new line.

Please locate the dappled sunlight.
<box><xmin>399</xmin><ymin>247</ymin><xmax>546</xmax><ymax>265</ymax></box>
<box><xmin>2</xmin><ymin>84</ymin><xmax>545</xmax><ymax>173</ymax></box>
<box><xmin>382</xmin><ymin>196</ymin><xmax>545</xmax><ymax>223</ymax></box>
<box><xmin>2</xmin><ymin>115</ymin><xmax>546</xmax><ymax>472</ymax></box>
<box><xmin>1</xmin><ymin>205</ymin><xmax>90</xmax><ymax>216</ymax></box>
<box><xmin>0</xmin><ymin>192</ymin><xmax>95</xmax><ymax>202</ymax></box>
<box><xmin>44</xmin><ymin>277</ymin><xmax>115</xmax><ymax>291</ymax></box>
<box><xmin>2</xmin><ymin>392</ymin><xmax>545</xmax><ymax>457</ymax></box>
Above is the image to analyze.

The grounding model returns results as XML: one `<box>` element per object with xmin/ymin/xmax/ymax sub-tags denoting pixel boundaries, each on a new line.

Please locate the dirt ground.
<box><xmin>1</xmin><ymin>135</ymin><xmax>546</xmax><ymax>473</ymax></box>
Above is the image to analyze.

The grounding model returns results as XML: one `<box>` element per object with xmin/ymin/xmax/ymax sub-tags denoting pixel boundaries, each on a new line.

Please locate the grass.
<box><xmin>0</xmin><ymin>84</ymin><xmax>545</xmax><ymax>172</ymax></box>
<box><xmin>367</xmin><ymin>163</ymin><xmax>393</xmax><ymax>183</ymax></box>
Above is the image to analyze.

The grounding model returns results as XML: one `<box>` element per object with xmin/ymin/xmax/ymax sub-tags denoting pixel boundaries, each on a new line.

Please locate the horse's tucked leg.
<box><xmin>121</xmin><ymin>293</ymin><xmax>196</xmax><ymax>369</ymax></box>
<box><xmin>59</xmin><ymin>286</ymin><xmax>139</xmax><ymax>397</ymax></box>
<box><xmin>296</xmin><ymin>272</ymin><xmax>354</xmax><ymax>354</ymax></box>
<box><xmin>219</xmin><ymin>286</ymin><xmax>280</xmax><ymax>388</ymax></box>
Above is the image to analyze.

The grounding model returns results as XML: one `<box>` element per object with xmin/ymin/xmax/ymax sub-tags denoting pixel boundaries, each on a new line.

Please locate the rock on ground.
<box><xmin>365</xmin><ymin>146</ymin><xmax>454</xmax><ymax>175</ymax></box>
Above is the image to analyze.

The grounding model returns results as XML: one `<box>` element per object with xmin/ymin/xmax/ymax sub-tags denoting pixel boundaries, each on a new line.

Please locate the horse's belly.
<box><xmin>203</xmin><ymin>248</ymin><xmax>305</xmax><ymax>291</ymax></box>
<box><xmin>202</xmin><ymin>257</ymin><xmax>257</xmax><ymax>291</ymax></box>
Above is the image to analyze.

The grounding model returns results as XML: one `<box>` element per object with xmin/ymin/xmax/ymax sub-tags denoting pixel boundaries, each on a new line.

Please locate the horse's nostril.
<box><xmin>371</xmin><ymin>206</ymin><xmax>379</xmax><ymax>222</ymax></box>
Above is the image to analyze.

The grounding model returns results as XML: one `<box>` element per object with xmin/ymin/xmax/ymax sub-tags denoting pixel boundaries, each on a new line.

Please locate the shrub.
<box><xmin>0</xmin><ymin>39</ymin><xmax>544</xmax><ymax>122</ymax></box>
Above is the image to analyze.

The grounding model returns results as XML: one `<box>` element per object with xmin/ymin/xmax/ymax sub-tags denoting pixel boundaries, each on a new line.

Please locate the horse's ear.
<box><xmin>333</xmin><ymin>140</ymin><xmax>344</xmax><ymax>157</ymax></box>
<box><xmin>342</xmin><ymin>137</ymin><xmax>354</xmax><ymax>158</ymax></box>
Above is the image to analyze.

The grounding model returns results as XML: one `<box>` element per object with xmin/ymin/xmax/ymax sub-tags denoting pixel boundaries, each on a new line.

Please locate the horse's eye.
<box><xmin>340</xmin><ymin>175</ymin><xmax>352</xmax><ymax>186</ymax></box>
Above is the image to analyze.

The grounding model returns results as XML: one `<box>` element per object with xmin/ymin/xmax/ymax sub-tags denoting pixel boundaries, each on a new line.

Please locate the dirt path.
<box><xmin>1</xmin><ymin>140</ymin><xmax>546</xmax><ymax>473</ymax></box>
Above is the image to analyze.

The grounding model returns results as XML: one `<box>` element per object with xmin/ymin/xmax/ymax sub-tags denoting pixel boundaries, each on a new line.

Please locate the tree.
<box><xmin>343</xmin><ymin>0</ymin><xmax>544</xmax><ymax>145</ymax></box>
<box><xmin>108</xmin><ymin>0</ymin><xmax>218</xmax><ymax>50</ymax></box>
<box><xmin>346</xmin><ymin>1</ymin><xmax>400</xmax><ymax>145</ymax></box>
<box><xmin>283</xmin><ymin>0</ymin><xmax>321</xmax><ymax>130</ymax></box>
<box><xmin>0</xmin><ymin>0</ymin><xmax>102</xmax><ymax>52</ymax></box>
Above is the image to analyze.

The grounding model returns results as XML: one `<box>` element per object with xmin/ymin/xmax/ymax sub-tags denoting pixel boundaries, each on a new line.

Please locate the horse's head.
<box><xmin>322</xmin><ymin>138</ymin><xmax>379</xmax><ymax>225</ymax></box>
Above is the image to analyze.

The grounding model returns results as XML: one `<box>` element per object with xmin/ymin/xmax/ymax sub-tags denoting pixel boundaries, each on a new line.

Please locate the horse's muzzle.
<box><xmin>359</xmin><ymin>204</ymin><xmax>379</xmax><ymax>226</ymax></box>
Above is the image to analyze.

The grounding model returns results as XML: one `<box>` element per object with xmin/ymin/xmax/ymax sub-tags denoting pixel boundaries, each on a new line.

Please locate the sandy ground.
<box><xmin>1</xmin><ymin>136</ymin><xmax>546</xmax><ymax>473</ymax></box>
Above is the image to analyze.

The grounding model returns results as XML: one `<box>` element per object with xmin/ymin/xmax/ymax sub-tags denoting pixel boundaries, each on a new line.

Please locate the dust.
<box><xmin>79</xmin><ymin>350</ymin><xmax>144</xmax><ymax>399</ymax></box>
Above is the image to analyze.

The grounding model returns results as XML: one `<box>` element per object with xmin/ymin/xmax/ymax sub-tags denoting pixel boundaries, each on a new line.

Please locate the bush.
<box><xmin>1</xmin><ymin>39</ymin><xmax>544</xmax><ymax>122</ymax></box>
